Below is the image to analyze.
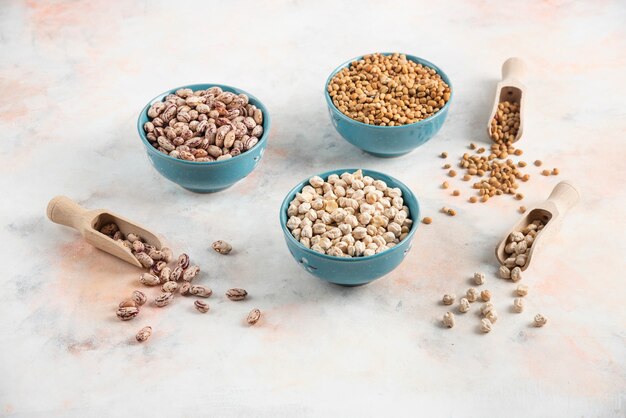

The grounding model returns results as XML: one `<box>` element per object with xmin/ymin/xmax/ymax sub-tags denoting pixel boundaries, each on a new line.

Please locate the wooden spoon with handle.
<box><xmin>495</xmin><ymin>181</ymin><xmax>580</xmax><ymax>271</ymax></box>
<box><xmin>46</xmin><ymin>196</ymin><xmax>163</xmax><ymax>268</ymax></box>
<box><xmin>488</xmin><ymin>57</ymin><xmax>526</xmax><ymax>143</ymax></box>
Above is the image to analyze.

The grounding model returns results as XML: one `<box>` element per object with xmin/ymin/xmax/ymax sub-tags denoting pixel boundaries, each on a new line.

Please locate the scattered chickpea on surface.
<box><xmin>442</xmin><ymin>294</ymin><xmax>456</xmax><ymax>305</ymax></box>
<box><xmin>422</xmin><ymin>217</ymin><xmax>432</xmax><ymax>225</ymax></box>
<box><xmin>443</xmin><ymin>312</ymin><xmax>455</xmax><ymax>328</ymax></box>
<box><xmin>480</xmin><ymin>318</ymin><xmax>493</xmax><ymax>333</ymax></box>
<box><xmin>459</xmin><ymin>298</ymin><xmax>471</xmax><ymax>313</ymax></box>
<box><xmin>466</xmin><ymin>288</ymin><xmax>479</xmax><ymax>302</ymax></box>
<box><xmin>473</xmin><ymin>272</ymin><xmax>485</xmax><ymax>286</ymax></box>
<box><xmin>534</xmin><ymin>314</ymin><xmax>548</xmax><ymax>327</ymax></box>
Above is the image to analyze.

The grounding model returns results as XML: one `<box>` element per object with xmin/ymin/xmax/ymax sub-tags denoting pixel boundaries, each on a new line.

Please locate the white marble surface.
<box><xmin>1</xmin><ymin>1</ymin><xmax>625</xmax><ymax>416</ymax></box>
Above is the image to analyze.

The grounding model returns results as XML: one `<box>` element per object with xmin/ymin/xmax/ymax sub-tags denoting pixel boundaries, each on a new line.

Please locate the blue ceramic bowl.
<box><xmin>324</xmin><ymin>53</ymin><xmax>453</xmax><ymax>158</ymax></box>
<box><xmin>280</xmin><ymin>169</ymin><xmax>420</xmax><ymax>286</ymax></box>
<box><xmin>137</xmin><ymin>83</ymin><xmax>270</xmax><ymax>193</ymax></box>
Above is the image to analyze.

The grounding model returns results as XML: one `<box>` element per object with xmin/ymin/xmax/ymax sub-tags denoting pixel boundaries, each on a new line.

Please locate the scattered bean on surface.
<box><xmin>443</xmin><ymin>312</ymin><xmax>455</xmax><ymax>328</ymax></box>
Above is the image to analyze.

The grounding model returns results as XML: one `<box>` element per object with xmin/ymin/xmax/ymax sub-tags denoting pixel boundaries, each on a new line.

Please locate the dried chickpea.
<box><xmin>541</xmin><ymin>169</ymin><xmax>551</xmax><ymax>176</ymax></box>
<box><xmin>485</xmin><ymin>310</ymin><xmax>498</xmax><ymax>323</ymax></box>
<box><xmin>469</xmin><ymin>196</ymin><xmax>478</xmax><ymax>203</ymax></box>
<box><xmin>442</xmin><ymin>294</ymin><xmax>456</xmax><ymax>305</ymax></box>
<box><xmin>499</xmin><ymin>265</ymin><xmax>511</xmax><ymax>279</ymax></box>
<box><xmin>552</xmin><ymin>168</ymin><xmax>559</xmax><ymax>175</ymax></box>
<box><xmin>422</xmin><ymin>217</ymin><xmax>432</xmax><ymax>225</ymax></box>
<box><xmin>511</xmin><ymin>266</ymin><xmax>522</xmax><ymax>282</ymax></box>
<box><xmin>480</xmin><ymin>290</ymin><xmax>491</xmax><ymax>302</ymax></box>
<box><xmin>516</xmin><ymin>284</ymin><xmax>529</xmax><ymax>297</ymax></box>
<box><xmin>534</xmin><ymin>314</ymin><xmax>548</xmax><ymax>327</ymax></box>
<box><xmin>458</xmin><ymin>298</ymin><xmax>470</xmax><ymax>313</ymax></box>
<box><xmin>473</xmin><ymin>272</ymin><xmax>485</xmax><ymax>285</ymax></box>
<box><xmin>452</xmin><ymin>190</ymin><xmax>460</xmax><ymax>196</ymax></box>
<box><xmin>513</xmin><ymin>298</ymin><xmax>524</xmax><ymax>313</ymax></box>
<box><xmin>480</xmin><ymin>318</ymin><xmax>493</xmax><ymax>333</ymax></box>
<box><xmin>449</xmin><ymin>170</ymin><xmax>457</xmax><ymax>177</ymax></box>
<box><xmin>442</xmin><ymin>312</ymin><xmax>455</xmax><ymax>328</ymax></box>
<box><xmin>518</xmin><ymin>161</ymin><xmax>527</xmax><ymax>167</ymax></box>
<box><xmin>440</xmin><ymin>152</ymin><xmax>448</xmax><ymax>158</ymax></box>
<box><xmin>515</xmin><ymin>193</ymin><xmax>524</xmax><ymax>200</ymax></box>
<box><xmin>442</xmin><ymin>181</ymin><xmax>449</xmax><ymax>189</ymax></box>
<box><xmin>519</xmin><ymin>206</ymin><xmax>526</xmax><ymax>213</ymax></box>
<box><xmin>480</xmin><ymin>302</ymin><xmax>494</xmax><ymax>316</ymax></box>
<box><xmin>466</xmin><ymin>288</ymin><xmax>479</xmax><ymax>302</ymax></box>
<box><xmin>534</xmin><ymin>160</ymin><xmax>542</xmax><ymax>167</ymax></box>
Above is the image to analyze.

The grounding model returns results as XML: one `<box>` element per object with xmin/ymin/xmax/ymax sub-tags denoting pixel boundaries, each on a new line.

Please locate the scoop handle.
<box><xmin>502</xmin><ymin>57</ymin><xmax>526</xmax><ymax>82</ymax></box>
<box><xmin>547</xmin><ymin>181</ymin><xmax>580</xmax><ymax>215</ymax></box>
<box><xmin>47</xmin><ymin>196</ymin><xmax>88</xmax><ymax>232</ymax></box>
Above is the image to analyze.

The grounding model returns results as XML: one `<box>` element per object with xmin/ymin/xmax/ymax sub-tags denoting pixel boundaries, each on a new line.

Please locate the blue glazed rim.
<box><xmin>279</xmin><ymin>168</ymin><xmax>420</xmax><ymax>262</ymax></box>
<box><xmin>136</xmin><ymin>83</ymin><xmax>271</xmax><ymax>165</ymax></box>
<box><xmin>324</xmin><ymin>52</ymin><xmax>453</xmax><ymax>129</ymax></box>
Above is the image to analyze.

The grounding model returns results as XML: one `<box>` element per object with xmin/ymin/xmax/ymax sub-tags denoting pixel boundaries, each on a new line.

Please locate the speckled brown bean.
<box><xmin>247</xmin><ymin>308</ymin><xmax>261</xmax><ymax>325</ymax></box>
<box><xmin>136</xmin><ymin>326</ymin><xmax>152</xmax><ymax>342</ymax></box>
<box><xmin>189</xmin><ymin>285</ymin><xmax>212</xmax><ymax>298</ymax></box>
<box><xmin>194</xmin><ymin>300</ymin><xmax>209</xmax><ymax>313</ymax></box>
<box><xmin>131</xmin><ymin>290</ymin><xmax>147</xmax><ymax>306</ymax></box>
<box><xmin>226</xmin><ymin>288</ymin><xmax>247</xmax><ymax>301</ymax></box>
<box><xmin>173</xmin><ymin>281</ymin><xmax>188</xmax><ymax>296</ymax></box>
<box><xmin>177</xmin><ymin>253</ymin><xmax>190</xmax><ymax>269</ymax></box>
<box><xmin>116</xmin><ymin>306</ymin><xmax>139</xmax><ymax>321</ymax></box>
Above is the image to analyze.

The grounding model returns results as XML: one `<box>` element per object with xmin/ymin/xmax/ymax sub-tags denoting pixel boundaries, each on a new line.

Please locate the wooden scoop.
<box><xmin>46</xmin><ymin>196</ymin><xmax>163</xmax><ymax>268</ymax></box>
<box><xmin>496</xmin><ymin>181</ymin><xmax>580</xmax><ymax>270</ymax></box>
<box><xmin>488</xmin><ymin>57</ymin><xmax>526</xmax><ymax>143</ymax></box>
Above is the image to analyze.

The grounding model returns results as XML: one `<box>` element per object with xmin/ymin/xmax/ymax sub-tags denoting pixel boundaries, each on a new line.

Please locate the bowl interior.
<box><xmin>137</xmin><ymin>83</ymin><xmax>271</xmax><ymax>165</ymax></box>
<box><xmin>280</xmin><ymin>168</ymin><xmax>420</xmax><ymax>262</ymax></box>
<box><xmin>324</xmin><ymin>52</ymin><xmax>453</xmax><ymax>129</ymax></box>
